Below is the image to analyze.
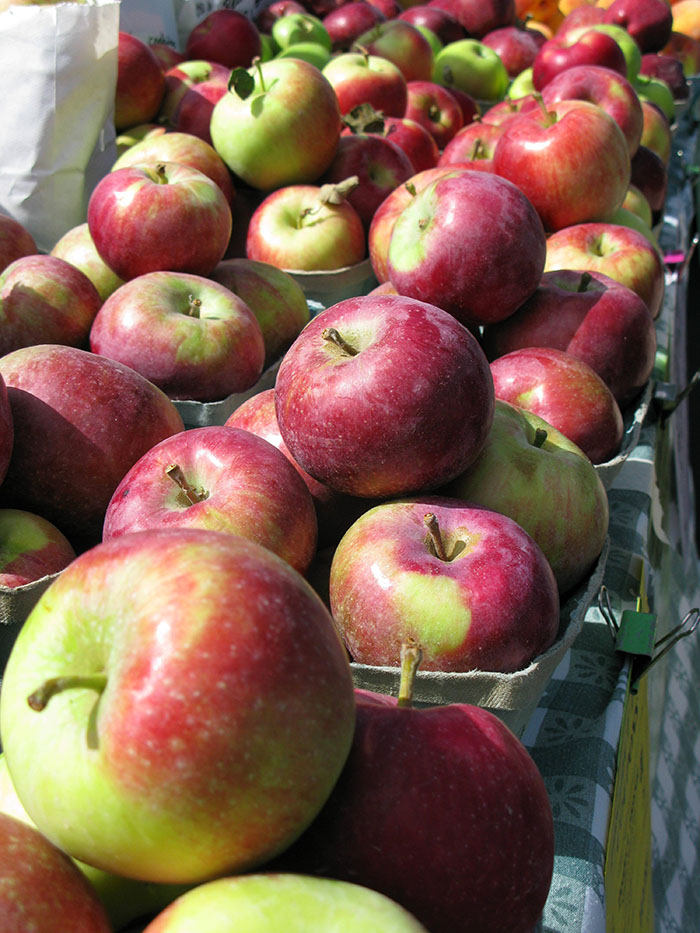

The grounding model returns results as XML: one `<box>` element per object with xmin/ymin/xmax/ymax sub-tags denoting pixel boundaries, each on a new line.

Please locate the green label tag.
<box><xmin>616</xmin><ymin>611</ymin><xmax>657</xmax><ymax>658</ymax></box>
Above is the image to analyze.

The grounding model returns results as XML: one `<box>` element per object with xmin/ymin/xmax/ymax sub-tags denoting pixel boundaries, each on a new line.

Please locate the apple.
<box><xmin>432</xmin><ymin>39</ymin><xmax>510</xmax><ymax>102</ymax></box>
<box><xmin>0</xmin><ymin>813</ymin><xmax>111</xmax><ymax>932</ymax></box>
<box><xmin>492</xmin><ymin>98</ymin><xmax>631</xmax><ymax>232</ymax></box>
<box><xmin>274</xmin><ymin>294</ymin><xmax>495</xmax><ymax>498</ymax></box>
<box><xmin>661</xmin><ymin>31</ymin><xmax>700</xmax><ymax>76</ymax></box>
<box><xmin>0</xmin><ymin>509</ymin><xmax>76</xmax><ymax>588</ymax></box>
<box><xmin>322</xmin><ymin>50</ymin><xmax>409</xmax><ymax>117</ymax></box>
<box><xmin>277</xmin><ymin>651</ymin><xmax>555</xmax><ymax>933</ymax></box>
<box><xmin>481</xmin><ymin>269</ymin><xmax>657</xmax><ymax>407</ymax></box>
<box><xmin>329</xmin><ymin>495</ymin><xmax>559</xmax><ymax>671</ymax></box>
<box><xmin>148</xmin><ymin>41</ymin><xmax>186</xmax><ymax>73</ymax></box>
<box><xmin>490</xmin><ymin>346</ymin><xmax>625</xmax><ymax>464</ymax></box>
<box><xmin>272</xmin><ymin>12</ymin><xmax>332</xmax><ymax>51</ymax></box>
<box><xmin>256</xmin><ymin>0</ymin><xmax>306</xmax><ymax>33</ymax></box>
<box><xmin>184</xmin><ymin>8</ymin><xmax>262</xmax><ymax>68</ymax></box>
<box><xmin>275</xmin><ymin>40</ymin><xmax>333</xmax><ymax>69</ymax></box>
<box><xmin>630</xmin><ymin>142</ymin><xmax>668</xmax><ymax>220</ymax></box>
<box><xmin>532</xmin><ymin>29</ymin><xmax>628</xmax><ymax>91</ymax></box>
<box><xmin>540</xmin><ymin>64</ymin><xmax>644</xmax><ymax>157</ymax></box>
<box><xmin>437</xmin><ymin>119</ymin><xmax>505</xmax><ymax>168</ymax></box>
<box><xmin>544</xmin><ymin>220</ymin><xmax>665</xmax><ymax>318</ymax></box>
<box><xmin>225</xmin><ymin>389</ymin><xmax>373</xmax><ymax>549</ymax></box>
<box><xmin>507</xmin><ymin>65</ymin><xmax>536</xmax><ymax>99</ymax></box>
<box><xmin>672</xmin><ymin>1</ymin><xmax>700</xmax><ymax>43</ymax></box>
<box><xmin>640</xmin><ymin>99</ymin><xmax>673</xmax><ymax>165</ymax></box>
<box><xmin>89</xmin><ymin>271</ymin><xmax>265</xmax><ymax>403</ymax></box>
<box><xmin>114</xmin><ymin>32</ymin><xmax>166</xmax><ymax>131</ymax></box>
<box><xmin>102</xmin><ymin>425</ymin><xmax>318</xmax><ymax>574</ymax></box>
<box><xmin>50</xmin><ymin>223</ymin><xmax>125</xmax><ymax>303</ymax></box>
<box><xmin>172</xmin><ymin>77</ymin><xmax>229</xmax><ymax>147</ymax></box>
<box><xmin>245</xmin><ymin>179</ymin><xmax>366</xmax><ymax>271</ymax></box>
<box><xmin>87</xmin><ymin>162</ymin><xmax>232</xmax><ymax>281</ymax></box>
<box><xmin>442</xmin><ymin>84</ymin><xmax>481</xmax><ymax>124</ymax></box>
<box><xmin>622</xmin><ymin>184</ymin><xmax>654</xmax><ymax>227</ymax></box>
<box><xmin>210</xmin><ymin>58</ymin><xmax>342</xmax><ymax>191</ymax></box>
<box><xmin>142</xmin><ymin>874</ymin><xmax>430</xmax><ymax>932</ymax></box>
<box><xmin>0</xmin><ymin>344</ymin><xmax>184</xmax><ymax>546</ymax></box>
<box><xmin>160</xmin><ymin>60</ymin><xmax>232</xmax><ymax>126</ymax></box>
<box><xmin>480</xmin><ymin>94</ymin><xmax>539</xmax><ymax>125</ymax></box>
<box><xmin>633</xmin><ymin>71</ymin><xmax>676</xmax><ymax>121</ymax></box>
<box><xmin>604</xmin><ymin>205</ymin><xmax>659</xmax><ymax>251</ymax></box>
<box><xmin>368</xmin><ymin>165</ymin><xmax>469</xmax><ymax>283</ymax></box>
<box><xmin>561</xmin><ymin>23</ymin><xmax>643</xmax><ymax>81</ymax></box>
<box><xmin>640</xmin><ymin>52</ymin><xmax>689</xmax><ymax>100</ymax></box>
<box><xmin>603</xmin><ymin>0</ymin><xmax>673</xmax><ymax>54</ymax></box>
<box><xmin>0</xmin><ymin>373</ymin><xmax>12</xmax><ymax>485</ymax></box>
<box><xmin>481</xmin><ymin>24</ymin><xmax>545</xmax><ymax>77</ymax></box>
<box><xmin>366</xmin><ymin>0</ymin><xmax>402</xmax><ymax>18</ymax></box>
<box><xmin>0</xmin><ymin>213</ymin><xmax>36</xmax><ymax>274</ymax></box>
<box><xmin>352</xmin><ymin>20</ymin><xmax>435</xmax><ymax>82</ymax></box>
<box><xmin>443</xmin><ymin>399</ymin><xmax>609</xmax><ymax>594</ymax></box>
<box><xmin>323</xmin><ymin>1</ymin><xmax>386</xmax><ymax>51</ymax></box>
<box><xmin>404</xmin><ymin>79</ymin><xmax>464</xmax><ymax>148</ymax></box>
<box><xmin>0</xmin><ymin>254</ymin><xmax>101</xmax><ymax>356</ymax></box>
<box><xmin>209</xmin><ymin>258</ymin><xmax>310</xmax><ymax>368</ymax></box>
<box><xmin>398</xmin><ymin>4</ymin><xmax>466</xmax><ymax>46</ymax></box>
<box><xmin>377</xmin><ymin>116</ymin><xmax>441</xmax><ymax>173</ymax></box>
<box><xmin>438</xmin><ymin>0</ymin><xmax>517</xmax><ymax>38</ymax></box>
<box><xmin>323</xmin><ymin>133</ymin><xmax>415</xmax><ymax>228</ymax></box>
<box><xmin>0</xmin><ymin>528</ymin><xmax>356</xmax><ymax>883</ymax></box>
<box><xmin>386</xmin><ymin>169</ymin><xmax>547</xmax><ymax>328</ymax></box>
<box><xmin>111</xmin><ymin>131</ymin><xmax>236</xmax><ymax>207</ymax></box>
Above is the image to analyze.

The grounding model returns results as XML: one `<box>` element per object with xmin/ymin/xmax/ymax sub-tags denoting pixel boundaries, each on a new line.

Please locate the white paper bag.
<box><xmin>0</xmin><ymin>0</ymin><xmax>120</xmax><ymax>253</ymax></box>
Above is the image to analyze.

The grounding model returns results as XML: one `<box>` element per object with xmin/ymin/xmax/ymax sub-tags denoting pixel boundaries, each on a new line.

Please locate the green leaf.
<box><xmin>229</xmin><ymin>67</ymin><xmax>255</xmax><ymax>100</ymax></box>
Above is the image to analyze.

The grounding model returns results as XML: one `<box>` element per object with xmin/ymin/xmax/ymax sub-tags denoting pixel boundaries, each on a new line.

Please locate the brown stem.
<box><xmin>322</xmin><ymin>327</ymin><xmax>358</xmax><ymax>356</ymax></box>
<box><xmin>397</xmin><ymin>641</ymin><xmax>423</xmax><ymax>708</ymax></box>
<box><xmin>166</xmin><ymin>463</ymin><xmax>208</xmax><ymax>504</ymax></box>
<box><xmin>27</xmin><ymin>673</ymin><xmax>108</xmax><ymax>712</ymax></box>
<box><xmin>577</xmin><ymin>271</ymin><xmax>593</xmax><ymax>293</ymax></box>
<box><xmin>424</xmin><ymin>512</ymin><xmax>448</xmax><ymax>561</ymax></box>
<box><xmin>186</xmin><ymin>295</ymin><xmax>202</xmax><ymax>318</ymax></box>
<box><xmin>533</xmin><ymin>427</ymin><xmax>548</xmax><ymax>448</ymax></box>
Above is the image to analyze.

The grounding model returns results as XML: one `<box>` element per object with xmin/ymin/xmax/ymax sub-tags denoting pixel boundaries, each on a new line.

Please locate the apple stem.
<box><xmin>27</xmin><ymin>673</ymin><xmax>108</xmax><ymax>712</ymax></box>
<box><xmin>470</xmin><ymin>138</ymin><xmax>484</xmax><ymax>161</ymax></box>
<box><xmin>397</xmin><ymin>641</ymin><xmax>423</xmax><ymax>708</ymax></box>
<box><xmin>166</xmin><ymin>463</ymin><xmax>208</xmax><ymax>504</ymax></box>
<box><xmin>322</xmin><ymin>326</ymin><xmax>358</xmax><ymax>356</ymax></box>
<box><xmin>534</xmin><ymin>93</ymin><xmax>557</xmax><ymax>127</ymax></box>
<box><xmin>577</xmin><ymin>271</ymin><xmax>593</xmax><ymax>293</ymax></box>
<box><xmin>424</xmin><ymin>512</ymin><xmax>448</xmax><ymax>561</ymax></box>
<box><xmin>533</xmin><ymin>427</ymin><xmax>548</xmax><ymax>449</ymax></box>
<box><xmin>186</xmin><ymin>295</ymin><xmax>202</xmax><ymax>318</ymax></box>
<box><xmin>253</xmin><ymin>56</ymin><xmax>266</xmax><ymax>92</ymax></box>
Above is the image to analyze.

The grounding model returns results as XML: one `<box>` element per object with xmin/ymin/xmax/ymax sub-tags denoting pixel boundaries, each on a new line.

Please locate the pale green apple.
<box><xmin>272</xmin><ymin>12</ymin><xmax>332</xmax><ymax>52</ymax></box>
<box><xmin>275</xmin><ymin>40</ymin><xmax>332</xmax><ymax>69</ymax></box>
<box><xmin>507</xmin><ymin>66</ymin><xmax>535</xmax><ymax>99</ymax></box>
<box><xmin>433</xmin><ymin>39</ymin><xmax>509</xmax><ymax>103</ymax></box>
<box><xmin>634</xmin><ymin>73</ymin><xmax>675</xmax><ymax>121</ymax></box>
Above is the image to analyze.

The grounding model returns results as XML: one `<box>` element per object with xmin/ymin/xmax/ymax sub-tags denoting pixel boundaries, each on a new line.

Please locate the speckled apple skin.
<box><xmin>329</xmin><ymin>496</ymin><xmax>560</xmax><ymax>672</ymax></box>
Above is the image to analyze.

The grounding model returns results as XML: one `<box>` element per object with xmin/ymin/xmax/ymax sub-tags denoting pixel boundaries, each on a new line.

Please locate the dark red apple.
<box><xmin>0</xmin><ymin>214</ymin><xmax>36</xmax><ymax>275</ymax></box>
<box><xmin>481</xmin><ymin>24</ymin><xmax>545</xmax><ymax>77</ymax></box>
<box><xmin>323</xmin><ymin>1</ymin><xmax>386</xmax><ymax>50</ymax></box>
<box><xmin>184</xmin><ymin>9</ymin><xmax>262</xmax><ymax>68</ymax></box>
<box><xmin>398</xmin><ymin>4</ymin><xmax>466</xmax><ymax>45</ymax></box>
<box><xmin>603</xmin><ymin>0</ymin><xmax>673</xmax><ymax>53</ymax></box>
<box><xmin>640</xmin><ymin>51</ymin><xmax>689</xmax><ymax>99</ymax></box>
<box><xmin>114</xmin><ymin>32</ymin><xmax>166</xmax><ymax>131</ymax></box>
<box><xmin>404</xmin><ymin>79</ymin><xmax>465</xmax><ymax>149</ymax></box>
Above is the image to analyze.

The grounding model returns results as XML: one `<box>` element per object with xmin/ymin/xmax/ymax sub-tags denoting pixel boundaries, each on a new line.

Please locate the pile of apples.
<box><xmin>0</xmin><ymin>0</ymin><xmax>697</xmax><ymax>929</ymax></box>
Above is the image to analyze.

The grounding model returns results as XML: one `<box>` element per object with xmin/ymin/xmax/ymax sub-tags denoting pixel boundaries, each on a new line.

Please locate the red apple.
<box><xmin>482</xmin><ymin>269</ymin><xmax>657</xmax><ymax>406</ymax></box>
<box><xmin>0</xmin><ymin>813</ymin><xmax>111</xmax><ymax>932</ymax></box>
<box><xmin>50</xmin><ymin>223</ymin><xmax>125</xmax><ymax>302</ymax></box>
<box><xmin>148</xmin><ymin>41</ymin><xmax>186</xmax><ymax>73</ymax></box>
<box><xmin>604</xmin><ymin>0</ymin><xmax>673</xmax><ymax>54</ymax></box>
<box><xmin>661</xmin><ymin>31</ymin><xmax>700</xmax><ymax>76</ymax></box>
<box><xmin>274</xmin><ymin>294</ymin><xmax>495</xmax><ymax>498</ymax></box>
<box><xmin>114</xmin><ymin>32</ymin><xmax>166</xmax><ymax>131</ymax></box>
<box><xmin>544</xmin><ymin>221</ymin><xmax>665</xmax><ymax>318</ymax></box>
<box><xmin>87</xmin><ymin>162</ymin><xmax>232</xmax><ymax>280</ymax></box>
<box><xmin>436</xmin><ymin>0</ymin><xmax>516</xmax><ymax>38</ymax></box>
<box><xmin>482</xmin><ymin>24</ymin><xmax>545</xmax><ymax>77</ymax></box>
<box><xmin>398</xmin><ymin>4</ymin><xmax>466</xmax><ymax>45</ymax></box>
<box><xmin>172</xmin><ymin>77</ymin><xmax>229</xmax><ymax>147</ymax></box>
<box><xmin>532</xmin><ymin>29</ymin><xmax>628</xmax><ymax>90</ymax></box>
<box><xmin>640</xmin><ymin>51</ymin><xmax>690</xmax><ymax>100</ymax></box>
<box><xmin>184</xmin><ymin>8</ymin><xmax>262</xmax><ymax>68</ymax></box>
<box><xmin>490</xmin><ymin>346</ymin><xmax>625</xmax><ymax>464</ymax></box>
<box><xmin>386</xmin><ymin>169</ymin><xmax>547</xmax><ymax>327</ymax></box>
<box><xmin>640</xmin><ymin>99</ymin><xmax>673</xmax><ymax>165</ymax></box>
<box><xmin>630</xmin><ymin>142</ymin><xmax>669</xmax><ymax>219</ymax></box>
<box><xmin>437</xmin><ymin>119</ymin><xmax>505</xmax><ymax>168</ymax></box>
<box><xmin>540</xmin><ymin>64</ymin><xmax>644</xmax><ymax>157</ymax></box>
<box><xmin>379</xmin><ymin>116</ymin><xmax>441</xmax><ymax>173</ymax></box>
<box><xmin>0</xmin><ymin>254</ymin><xmax>101</xmax><ymax>356</ymax></box>
<box><xmin>0</xmin><ymin>344</ymin><xmax>185</xmax><ymax>546</ymax></box>
<box><xmin>160</xmin><ymin>60</ymin><xmax>231</xmax><ymax>125</ymax></box>
<box><xmin>365</xmin><ymin>0</ymin><xmax>402</xmax><ymax>18</ymax></box>
<box><xmin>480</xmin><ymin>94</ymin><xmax>539</xmax><ymax>125</ymax></box>
<box><xmin>323</xmin><ymin>1</ymin><xmax>386</xmax><ymax>50</ymax></box>
<box><xmin>0</xmin><ymin>509</ymin><xmax>76</xmax><ymax>588</ymax></box>
<box><xmin>323</xmin><ymin>133</ymin><xmax>415</xmax><ymax>227</ymax></box>
<box><xmin>278</xmin><ymin>663</ymin><xmax>555</xmax><ymax>933</ymax></box>
<box><xmin>209</xmin><ymin>258</ymin><xmax>310</xmax><ymax>368</ymax></box>
<box><xmin>329</xmin><ymin>496</ymin><xmax>560</xmax><ymax>671</ymax></box>
<box><xmin>102</xmin><ymin>425</ymin><xmax>318</xmax><ymax>574</ymax></box>
<box><xmin>111</xmin><ymin>131</ymin><xmax>235</xmax><ymax>207</ymax></box>
<box><xmin>245</xmin><ymin>180</ymin><xmax>366</xmax><ymax>271</ymax></box>
<box><xmin>256</xmin><ymin>0</ymin><xmax>306</xmax><ymax>33</ymax></box>
<box><xmin>555</xmin><ymin>6</ymin><xmax>606</xmax><ymax>41</ymax></box>
<box><xmin>323</xmin><ymin>50</ymin><xmax>409</xmax><ymax>117</ymax></box>
<box><xmin>404</xmin><ymin>79</ymin><xmax>464</xmax><ymax>149</ymax></box>
<box><xmin>89</xmin><ymin>271</ymin><xmax>265</xmax><ymax>403</ymax></box>
<box><xmin>444</xmin><ymin>399</ymin><xmax>610</xmax><ymax>594</ymax></box>
<box><xmin>0</xmin><ymin>214</ymin><xmax>36</xmax><ymax>274</ymax></box>
<box><xmin>352</xmin><ymin>20</ymin><xmax>435</xmax><ymax>82</ymax></box>
<box><xmin>492</xmin><ymin>98</ymin><xmax>631</xmax><ymax>232</ymax></box>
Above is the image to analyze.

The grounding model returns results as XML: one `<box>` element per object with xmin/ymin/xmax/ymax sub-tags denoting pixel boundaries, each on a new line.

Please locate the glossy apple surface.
<box><xmin>114</xmin><ymin>32</ymin><xmax>165</xmax><ymax>131</ymax></box>
<box><xmin>404</xmin><ymin>79</ymin><xmax>465</xmax><ymax>149</ymax></box>
<box><xmin>532</xmin><ymin>28</ymin><xmax>627</xmax><ymax>90</ymax></box>
<box><xmin>603</xmin><ymin>0</ymin><xmax>673</xmax><ymax>54</ymax></box>
<box><xmin>322</xmin><ymin>51</ymin><xmax>408</xmax><ymax>117</ymax></box>
<box><xmin>481</xmin><ymin>24</ymin><xmax>544</xmax><ymax>77</ymax></box>
<box><xmin>87</xmin><ymin>162</ymin><xmax>232</xmax><ymax>281</ymax></box>
<box><xmin>329</xmin><ymin>495</ymin><xmax>559</xmax><ymax>671</ymax></box>
<box><xmin>0</xmin><ymin>344</ymin><xmax>184</xmax><ymax>546</ymax></box>
<box><xmin>432</xmin><ymin>38</ymin><xmax>510</xmax><ymax>101</ymax></box>
<box><xmin>490</xmin><ymin>346</ymin><xmax>624</xmax><ymax>464</ymax></box>
<box><xmin>0</xmin><ymin>509</ymin><xmax>76</xmax><ymax>588</ymax></box>
<box><xmin>275</xmin><ymin>294</ymin><xmax>495</xmax><ymax>498</ymax></box>
<box><xmin>0</xmin><ymin>529</ymin><xmax>355</xmax><ymax>884</ymax></box>
<box><xmin>443</xmin><ymin>400</ymin><xmax>609</xmax><ymax>594</ymax></box>
<box><xmin>184</xmin><ymin>8</ymin><xmax>262</xmax><ymax>67</ymax></box>
<box><xmin>386</xmin><ymin>169</ymin><xmax>547</xmax><ymax>327</ymax></box>
<box><xmin>323</xmin><ymin>1</ymin><xmax>386</xmax><ymax>51</ymax></box>
<box><xmin>379</xmin><ymin>117</ymin><xmax>441</xmax><ymax>173</ymax></box>
<box><xmin>160</xmin><ymin>60</ymin><xmax>231</xmax><ymax>125</ymax></box>
<box><xmin>50</xmin><ymin>223</ymin><xmax>124</xmax><ymax>302</ymax></box>
<box><xmin>103</xmin><ymin>425</ymin><xmax>318</xmax><ymax>575</ymax></box>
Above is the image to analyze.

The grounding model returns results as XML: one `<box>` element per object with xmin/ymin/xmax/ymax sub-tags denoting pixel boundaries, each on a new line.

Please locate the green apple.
<box><xmin>414</xmin><ymin>24</ymin><xmax>443</xmax><ymax>58</ymax></box>
<box><xmin>275</xmin><ymin>40</ymin><xmax>332</xmax><ymax>69</ymax></box>
<box><xmin>0</xmin><ymin>528</ymin><xmax>356</xmax><ymax>885</ymax></box>
<box><xmin>140</xmin><ymin>874</ymin><xmax>430</xmax><ymax>931</ymax></box>
<box><xmin>507</xmin><ymin>65</ymin><xmax>535</xmax><ymax>99</ymax></box>
<box><xmin>433</xmin><ymin>39</ymin><xmax>509</xmax><ymax>103</ymax></box>
<box><xmin>634</xmin><ymin>72</ymin><xmax>675</xmax><ymax>121</ymax></box>
<box><xmin>272</xmin><ymin>12</ymin><xmax>332</xmax><ymax>52</ymax></box>
<box><xmin>259</xmin><ymin>32</ymin><xmax>279</xmax><ymax>61</ymax></box>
